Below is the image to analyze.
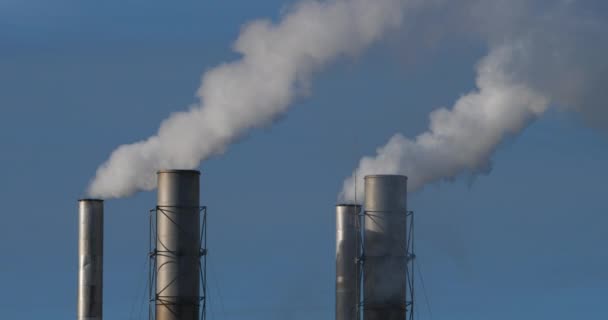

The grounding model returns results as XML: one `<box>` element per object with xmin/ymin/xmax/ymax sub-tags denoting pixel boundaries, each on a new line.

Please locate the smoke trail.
<box><xmin>340</xmin><ymin>2</ymin><xmax>608</xmax><ymax>202</ymax></box>
<box><xmin>340</xmin><ymin>45</ymin><xmax>549</xmax><ymax>201</ymax></box>
<box><xmin>88</xmin><ymin>0</ymin><xmax>408</xmax><ymax>198</ymax></box>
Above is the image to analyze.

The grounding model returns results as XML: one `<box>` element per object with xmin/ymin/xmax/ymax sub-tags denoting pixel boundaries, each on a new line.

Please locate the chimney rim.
<box><xmin>78</xmin><ymin>198</ymin><xmax>104</xmax><ymax>202</ymax></box>
<box><xmin>336</xmin><ymin>203</ymin><xmax>362</xmax><ymax>208</ymax></box>
<box><xmin>157</xmin><ymin>169</ymin><xmax>201</xmax><ymax>175</ymax></box>
<box><xmin>364</xmin><ymin>174</ymin><xmax>408</xmax><ymax>180</ymax></box>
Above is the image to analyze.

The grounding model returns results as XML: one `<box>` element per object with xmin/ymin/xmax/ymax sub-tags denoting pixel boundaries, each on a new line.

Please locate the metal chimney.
<box><xmin>363</xmin><ymin>175</ymin><xmax>408</xmax><ymax>320</ymax></box>
<box><xmin>77</xmin><ymin>199</ymin><xmax>104</xmax><ymax>320</ymax></box>
<box><xmin>336</xmin><ymin>204</ymin><xmax>361</xmax><ymax>320</ymax></box>
<box><xmin>155</xmin><ymin>170</ymin><xmax>201</xmax><ymax>320</ymax></box>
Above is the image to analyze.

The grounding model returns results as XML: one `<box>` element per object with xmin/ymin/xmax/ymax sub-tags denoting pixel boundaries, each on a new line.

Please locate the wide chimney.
<box><xmin>336</xmin><ymin>204</ymin><xmax>361</xmax><ymax>320</ymax></box>
<box><xmin>155</xmin><ymin>170</ymin><xmax>201</xmax><ymax>320</ymax></box>
<box><xmin>363</xmin><ymin>175</ymin><xmax>408</xmax><ymax>320</ymax></box>
<box><xmin>77</xmin><ymin>199</ymin><xmax>104</xmax><ymax>320</ymax></box>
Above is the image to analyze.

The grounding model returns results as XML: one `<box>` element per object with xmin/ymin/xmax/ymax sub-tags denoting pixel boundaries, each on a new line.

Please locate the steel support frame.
<box><xmin>358</xmin><ymin>210</ymin><xmax>415</xmax><ymax>320</ymax></box>
<box><xmin>148</xmin><ymin>206</ymin><xmax>207</xmax><ymax>320</ymax></box>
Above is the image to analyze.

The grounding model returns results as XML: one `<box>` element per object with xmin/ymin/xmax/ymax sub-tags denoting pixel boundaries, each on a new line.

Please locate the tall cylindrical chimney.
<box><xmin>77</xmin><ymin>199</ymin><xmax>104</xmax><ymax>320</ymax></box>
<box><xmin>363</xmin><ymin>175</ymin><xmax>408</xmax><ymax>320</ymax></box>
<box><xmin>155</xmin><ymin>170</ymin><xmax>201</xmax><ymax>320</ymax></box>
<box><xmin>336</xmin><ymin>204</ymin><xmax>361</xmax><ymax>320</ymax></box>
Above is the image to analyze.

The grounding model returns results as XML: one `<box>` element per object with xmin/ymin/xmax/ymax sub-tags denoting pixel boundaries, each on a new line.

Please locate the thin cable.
<box><xmin>415</xmin><ymin>259</ymin><xmax>434</xmax><ymax>320</ymax></box>
<box><xmin>208</xmin><ymin>291</ymin><xmax>215</xmax><ymax>320</ymax></box>
<box><xmin>128</xmin><ymin>254</ymin><xmax>149</xmax><ymax>320</ymax></box>
<box><xmin>209</xmin><ymin>260</ymin><xmax>228</xmax><ymax>319</ymax></box>
<box><xmin>414</xmin><ymin>302</ymin><xmax>421</xmax><ymax>320</ymax></box>
<box><xmin>354</xmin><ymin>169</ymin><xmax>358</xmax><ymax>205</ymax></box>
<box><xmin>138</xmin><ymin>260</ymin><xmax>150</xmax><ymax>320</ymax></box>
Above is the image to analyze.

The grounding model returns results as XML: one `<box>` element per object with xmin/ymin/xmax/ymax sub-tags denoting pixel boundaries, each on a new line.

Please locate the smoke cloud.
<box><xmin>88</xmin><ymin>0</ymin><xmax>606</xmax><ymax>200</ymax></box>
<box><xmin>88</xmin><ymin>0</ymin><xmax>409</xmax><ymax>198</ymax></box>
<box><xmin>339</xmin><ymin>45</ymin><xmax>550</xmax><ymax>201</ymax></box>
<box><xmin>340</xmin><ymin>1</ymin><xmax>608</xmax><ymax>202</ymax></box>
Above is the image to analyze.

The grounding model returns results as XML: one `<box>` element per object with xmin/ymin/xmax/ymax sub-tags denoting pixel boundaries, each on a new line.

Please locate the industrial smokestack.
<box><xmin>77</xmin><ymin>199</ymin><xmax>104</xmax><ymax>320</ymax></box>
<box><xmin>155</xmin><ymin>170</ymin><xmax>201</xmax><ymax>320</ymax></box>
<box><xmin>336</xmin><ymin>204</ymin><xmax>361</xmax><ymax>320</ymax></box>
<box><xmin>363</xmin><ymin>175</ymin><xmax>407</xmax><ymax>320</ymax></box>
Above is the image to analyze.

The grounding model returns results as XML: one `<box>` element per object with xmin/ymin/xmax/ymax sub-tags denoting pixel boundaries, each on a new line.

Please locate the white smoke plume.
<box><xmin>89</xmin><ymin>0</ymin><xmax>409</xmax><ymax>198</ymax></box>
<box><xmin>340</xmin><ymin>1</ymin><xmax>608</xmax><ymax>202</ymax></box>
<box><xmin>340</xmin><ymin>45</ymin><xmax>550</xmax><ymax>201</ymax></box>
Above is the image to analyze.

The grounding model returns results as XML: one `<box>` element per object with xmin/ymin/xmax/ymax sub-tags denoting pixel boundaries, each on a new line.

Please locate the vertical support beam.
<box><xmin>407</xmin><ymin>211</ymin><xmax>415</xmax><ymax>320</ymax></box>
<box><xmin>78</xmin><ymin>199</ymin><xmax>104</xmax><ymax>320</ymax></box>
<box><xmin>156</xmin><ymin>170</ymin><xmax>201</xmax><ymax>320</ymax></box>
<box><xmin>336</xmin><ymin>204</ymin><xmax>361</xmax><ymax>320</ymax></box>
<box><xmin>363</xmin><ymin>175</ymin><xmax>408</xmax><ymax>320</ymax></box>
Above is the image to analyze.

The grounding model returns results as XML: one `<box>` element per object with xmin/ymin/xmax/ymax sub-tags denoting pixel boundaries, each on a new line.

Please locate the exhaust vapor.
<box><xmin>87</xmin><ymin>0</ymin><xmax>606</xmax><ymax>200</ymax></box>
<box><xmin>340</xmin><ymin>45</ymin><xmax>550</xmax><ymax>201</ymax></box>
<box><xmin>340</xmin><ymin>2</ymin><xmax>608</xmax><ymax>202</ymax></box>
<box><xmin>88</xmin><ymin>0</ymin><xmax>409</xmax><ymax>198</ymax></box>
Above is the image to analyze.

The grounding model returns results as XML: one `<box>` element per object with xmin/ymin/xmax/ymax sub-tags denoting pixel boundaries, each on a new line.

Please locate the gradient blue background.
<box><xmin>1</xmin><ymin>1</ymin><xmax>607</xmax><ymax>319</ymax></box>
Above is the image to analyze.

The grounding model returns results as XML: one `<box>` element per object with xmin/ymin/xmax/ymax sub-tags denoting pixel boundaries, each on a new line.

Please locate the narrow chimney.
<box><xmin>155</xmin><ymin>170</ymin><xmax>201</xmax><ymax>320</ymax></box>
<box><xmin>336</xmin><ymin>204</ymin><xmax>361</xmax><ymax>320</ymax></box>
<box><xmin>77</xmin><ymin>199</ymin><xmax>104</xmax><ymax>320</ymax></box>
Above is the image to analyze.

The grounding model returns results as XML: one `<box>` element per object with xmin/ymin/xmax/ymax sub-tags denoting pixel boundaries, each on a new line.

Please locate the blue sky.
<box><xmin>1</xmin><ymin>1</ymin><xmax>607</xmax><ymax>319</ymax></box>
